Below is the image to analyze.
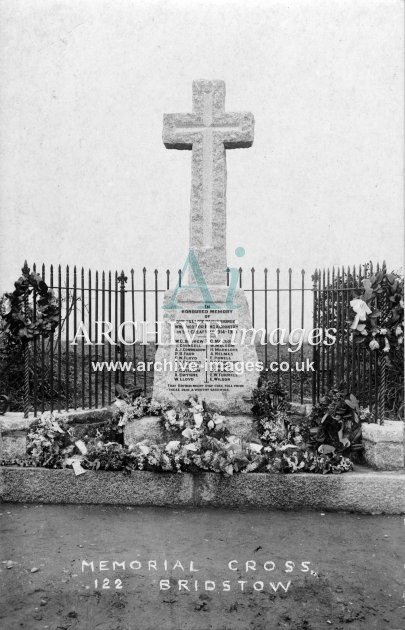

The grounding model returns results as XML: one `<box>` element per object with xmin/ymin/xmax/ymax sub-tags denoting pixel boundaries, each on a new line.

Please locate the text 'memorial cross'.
<box><xmin>163</xmin><ymin>80</ymin><xmax>254</xmax><ymax>285</ymax></box>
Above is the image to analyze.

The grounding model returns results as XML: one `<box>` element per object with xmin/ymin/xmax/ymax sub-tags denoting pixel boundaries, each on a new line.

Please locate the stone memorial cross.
<box><xmin>163</xmin><ymin>80</ymin><xmax>254</xmax><ymax>285</ymax></box>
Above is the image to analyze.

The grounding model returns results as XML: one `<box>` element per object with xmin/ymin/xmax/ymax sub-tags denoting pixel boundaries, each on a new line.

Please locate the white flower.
<box><xmin>369</xmin><ymin>338</ymin><xmax>379</xmax><ymax>350</ymax></box>
<box><xmin>380</xmin><ymin>328</ymin><xmax>387</xmax><ymax>335</ymax></box>
<box><xmin>182</xmin><ymin>427</ymin><xmax>194</xmax><ymax>439</ymax></box>
<box><xmin>193</xmin><ymin>413</ymin><xmax>203</xmax><ymax>428</ymax></box>
<box><xmin>207</xmin><ymin>420</ymin><xmax>214</xmax><ymax>430</ymax></box>
<box><xmin>184</xmin><ymin>443</ymin><xmax>198</xmax><ymax>452</ymax></box>
<box><xmin>226</xmin><ymin>435</ymin><xmax>241</xmax><ymax>450</ymax></box>
<box><xmin>165</xmin><ymin>409</ymin><xmax>177</xmax><ymax>423</ymax></box>
<box><xmin>398</xmin><ymin>335</ymin><xmax>403</xmax><ymax>345</ymax></box>
<box><xmin>0</xmin><ymin>297</ymin><xmax>11</xmax><ymax>315</ymax></box>
<box><xmin>395</xmin><ymin>325</ymin><xmax>403</xmax><ymax>336</ymax></box>
<box><xmin>138</xmin><ymin>444</ymin><xmax>150</xmax><ymax>455</ymax></box>
<box><xmin>189</xmin><ymin>397</ymin><xmax>204</xmax><ymax>412</ymax></box>
<box><xmin>350</xmin><ymin>299</ymin><xmax>371</xmax><ymax>329</ymax></box>
<box><xmin>383</xmin><ymin>338</ymin><xmax>390</xmax><ymax>353</ymax></box>
<box><xmin>248</xmin><ymin>443</ymin><xmax>263</xmax><ymax>453</ymax></box>
<box><xmin>213</xmin><ymin>413</ymin><xmax>225</xmax><ymax>426</ymax></box>
<box><xmin>118</xmin><ymin>411</ymin><xmax>128</xmax><ymax>427</ymax></box>
<box><xmin>165</xmin><ymin>440</ymin><xmax>180</xmax><ymax>453</ymax></box>
<box><xmin>52</xmin><ymin>421</ymin><xmax>65</xmax><ymax>434</ymax></box>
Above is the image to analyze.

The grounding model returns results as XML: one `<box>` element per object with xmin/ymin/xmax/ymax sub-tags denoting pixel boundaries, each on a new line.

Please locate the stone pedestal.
<box><xmin>124</xmin><ymin>414</ymin><xmax>257</xmax><ymax>449</ymax></box>
<box><xmin>362</xmin><ymin>420</ymin><xmax>404</xmax><ymax>470</ymax></box>
<box><xmin>152</xmin><ymin>286</ymin><xmax>259</xmax><ymax>414</ymax></box>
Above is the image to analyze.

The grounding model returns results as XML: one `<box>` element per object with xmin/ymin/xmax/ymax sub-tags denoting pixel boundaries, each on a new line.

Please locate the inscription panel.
<box><xmin>166</xmin><ymin>308</ymin><xmax>245</xmax><ymax>396</ymax></box>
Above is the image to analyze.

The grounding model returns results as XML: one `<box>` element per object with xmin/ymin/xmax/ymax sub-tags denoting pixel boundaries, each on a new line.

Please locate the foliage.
<box><xmin>308</xmin><ymin>389</ymin><xmax>364</xmax><ymax>455</ymax></box>
<box><xmin>0</xmin><ymin>264</ymin><xmax>61</xmax><ymax>411</ymax></box>
<box><xmin>160</xmin><ymin>397</ymin><xmax>230</xmax><ymax>440</ymax></box>
<box><xmin>348</xmin><ymin>269</ymin><xmax>403</xmax><ymax>353</ymax></box>
<box><xmin>5</xmin><ymin>392</ymin><xmax>355</xmax><ymax>476</ymax></box>
<box><xmin>25</xmin><ymin>411</ymin><xmax>75</xmax><ymax>468</ymax></box>
<box><xmin>252</xmin><ymin>375</ymin><xmax>291</xmax><ymax>418</ymax></box>
<box><xmin>313</xmin><ymin>265</ymin><xmax>404</xmax><ymax>416</ymax></box>
<box><xmin>348</xmin><ymin>268</ymin><xmax>404</xmax><ymax>415</ymax></box>
<box><xmin>79</xmin><ymin>397</ymin><xmax>168</xmax><ymax>446</ymax></box>
<box><xmin>0</xmin><ymin>263</ymin><xmax>60</xmax><ymax>351</ymax></box>
<box><xmin>84</xmin><ymin>442</ymin><xmax>128</xmax><ymax>472</ymax></box>
<box><xmin>251</xmin><ymin>374</ymin><xmax>357</xmax><ymax>471</ymax></box>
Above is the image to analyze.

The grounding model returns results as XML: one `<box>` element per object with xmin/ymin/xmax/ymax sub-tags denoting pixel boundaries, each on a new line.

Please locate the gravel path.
<box><xmin>0</xmin><ymin>505</ymin><xmax>403</xmax><ymax>629</ymax></box>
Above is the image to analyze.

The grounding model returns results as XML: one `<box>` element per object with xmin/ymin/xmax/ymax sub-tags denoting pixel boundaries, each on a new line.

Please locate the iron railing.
<box><xmin>1</xmin><ymin>261</ymin><xmax>387</xmax><ymax>417</ymax></box>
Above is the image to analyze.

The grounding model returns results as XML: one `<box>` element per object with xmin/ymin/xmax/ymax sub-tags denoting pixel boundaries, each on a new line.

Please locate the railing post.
<box><xmin>22</xmin><ymin>261</ymin><xmax>30</xmax><ymax>419</ymax></box>
<box><xmin>118</xmin><ymin>270</ymin><xmax>128</xmax><ymax>387</ymax></box>
<box><xmin>377</xmin><ymin>263</ymin><xmax>388</xmax><ymax>423</ymax></box>
<box><xmin>288</xmin><ymin>268</ymin><xmax>292</xmax><ymax>400</ymax></box>
<box><xmin>300</xmin><ymin>269</ymin><xmax>305</xmax><ymax>404</ymax></box>
<box><xmin>377</xmin><ymin>354</ymin><xmax>387</xmax><ymax>424</ymax></box>
<box><xmin>311</xmin><ymin>269</ymin><xmax>318</xmax><ymax>405</ymax></box>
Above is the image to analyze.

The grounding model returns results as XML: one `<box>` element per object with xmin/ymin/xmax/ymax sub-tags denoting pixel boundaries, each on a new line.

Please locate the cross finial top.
<box><xmin>163</xmin><ymin>80</ymin><xmax>254</xmax><ymax>285</ymax></box>
<box><xmin>163</xmin><ymin>80</ymin><xmax>254</xmax><ymax>150</ymax></box>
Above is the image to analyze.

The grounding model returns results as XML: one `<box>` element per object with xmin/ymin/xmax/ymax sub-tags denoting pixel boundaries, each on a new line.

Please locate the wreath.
<box><xmin>349</xmin><ymin>269</ymin><xmax>403</xmax><ymax>351</ymax></box>
<box><xmin>0</xmin><ymin>262</ymin><xmax>60</xmax><ymax>350</ymax></box>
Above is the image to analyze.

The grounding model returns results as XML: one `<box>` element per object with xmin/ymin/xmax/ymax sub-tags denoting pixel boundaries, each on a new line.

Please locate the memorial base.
<box><xmin>124</xmin><ymin>414</ymin><xmax>257</xmax><ymax>448</ymax></box>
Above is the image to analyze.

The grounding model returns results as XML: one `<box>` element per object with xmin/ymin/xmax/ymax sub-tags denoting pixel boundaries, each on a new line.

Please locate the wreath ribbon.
<box><xmin>350</xmin><ymin>298</ymin><xmax>371</xmax><ymax>330</ymax></box>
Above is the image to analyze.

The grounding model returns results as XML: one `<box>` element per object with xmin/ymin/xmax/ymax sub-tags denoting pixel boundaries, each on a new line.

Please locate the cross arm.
<box><xmin>222</xmin><ymin>112</ymin><xmax>254</xmax><ymax>149</ymax></box>
<box><xmin>163</xmin><ymin>114</ymin><xmax>195</xmax><ymax>150</ymax></box>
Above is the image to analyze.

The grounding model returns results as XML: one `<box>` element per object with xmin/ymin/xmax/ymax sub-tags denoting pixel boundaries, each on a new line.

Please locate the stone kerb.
<box><xmin>1</xmin><ymin>467</ymin><xmax>405</xmax><ymax>514</ymax></box>
<box><xmin>361</xmin><ymin>420</ymin><xmax>404</xmax><ymax>470</ymax></box>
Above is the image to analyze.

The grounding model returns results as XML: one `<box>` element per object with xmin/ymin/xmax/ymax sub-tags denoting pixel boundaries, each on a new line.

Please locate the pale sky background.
<box><xmin>0</xmin><ymin>0</ymin><xmax>403</xmax><ymax>298</ymax></box>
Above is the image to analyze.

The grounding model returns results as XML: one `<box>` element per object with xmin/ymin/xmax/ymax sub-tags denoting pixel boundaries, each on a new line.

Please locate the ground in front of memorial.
<box><xmin>0</xmin><ymin>505</ymin><xmax>403</xmax><ymax>630</ymax></box>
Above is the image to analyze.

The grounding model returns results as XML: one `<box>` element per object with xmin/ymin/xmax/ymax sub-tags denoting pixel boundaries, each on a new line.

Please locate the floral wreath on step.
<box><xmin>0</xmin><ymin>262</ymin><xmax>60</xmax><ymax>350</ymax></box>
<box><xmin>3</xmin><ymin>394</ymin><xmax>353</xmax><ymax>476</ymax></box>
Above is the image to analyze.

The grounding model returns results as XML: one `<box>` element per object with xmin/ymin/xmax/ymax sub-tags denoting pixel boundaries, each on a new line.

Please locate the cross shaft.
<box><xmin>163</xmin><ymin>80</ymin><xmax>254</xmax><ymax>285</ymax></box>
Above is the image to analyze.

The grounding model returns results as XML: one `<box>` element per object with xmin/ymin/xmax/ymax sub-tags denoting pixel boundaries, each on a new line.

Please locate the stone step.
<box><xmin>1</xmin><ymin>467</ymin><xmax>404</xmax><ymax>514</ymax></box>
